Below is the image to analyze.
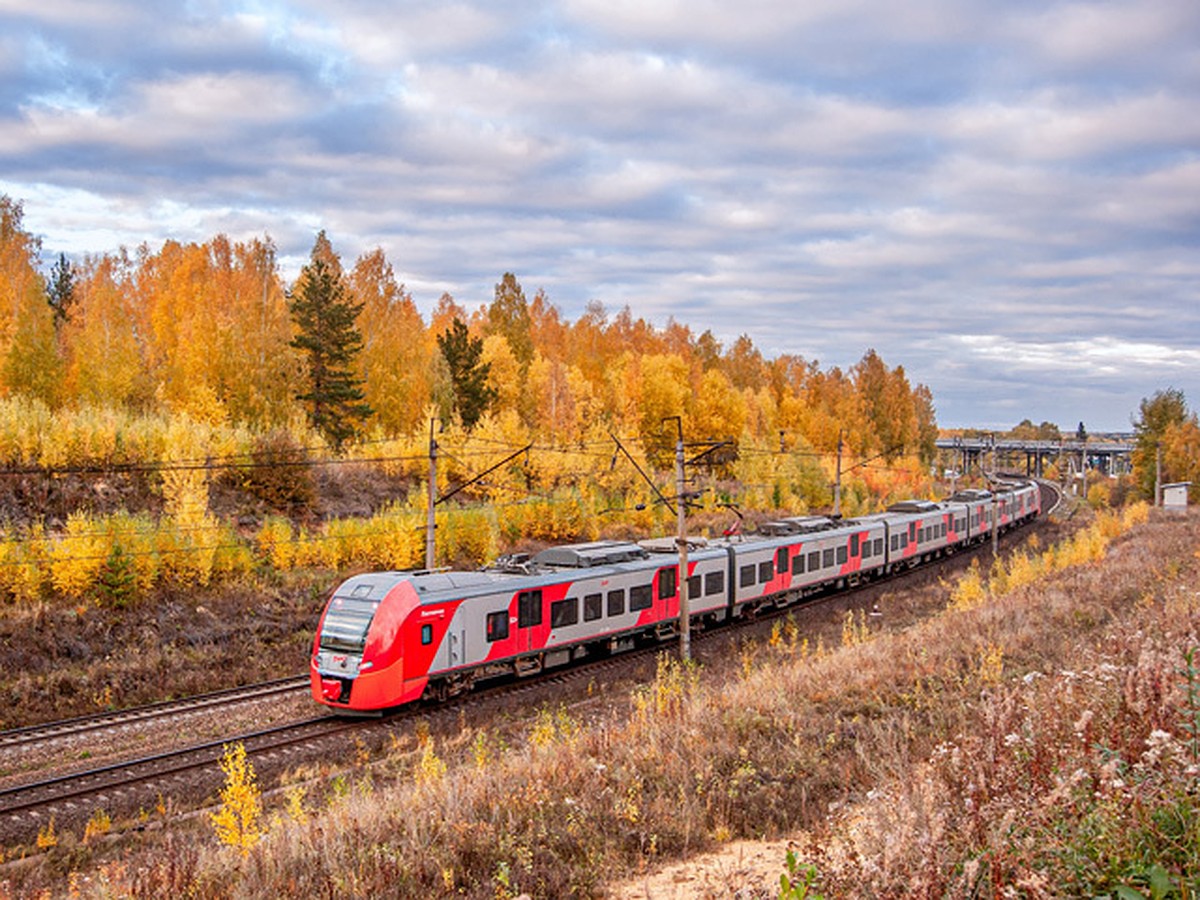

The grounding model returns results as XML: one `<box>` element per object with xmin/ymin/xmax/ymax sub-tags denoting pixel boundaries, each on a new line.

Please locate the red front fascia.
<box><xmin>311</xmin><ymin>581</ymin><xmax>466</xmax><ymax>712</ymax></box>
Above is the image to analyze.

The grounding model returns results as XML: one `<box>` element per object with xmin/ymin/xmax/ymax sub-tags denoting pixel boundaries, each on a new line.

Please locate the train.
<box><xmin>311</xmin><ymin>481</ymin><xmax>1041</xmax><ymax>712</ymax></box>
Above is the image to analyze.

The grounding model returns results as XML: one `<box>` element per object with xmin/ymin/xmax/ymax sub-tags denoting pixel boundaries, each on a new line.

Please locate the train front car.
<box><xmin>311</xmin><ymin>571</ymin><xmax>427</xmax><ymax>713</ymax></box>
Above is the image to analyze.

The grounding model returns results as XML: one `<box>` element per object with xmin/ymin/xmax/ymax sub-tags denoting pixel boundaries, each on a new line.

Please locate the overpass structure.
<box><xmin>935</xmin><ymin>437</ymin><xmax>1135</xmax><ymax>479</ymax></box>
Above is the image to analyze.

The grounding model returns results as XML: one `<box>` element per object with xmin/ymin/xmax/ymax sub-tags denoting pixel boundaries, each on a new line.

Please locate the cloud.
<box><xmin>0</xmin><ymin>0</ymin><xmax>1196</xmax><ymax>431</ymax></box>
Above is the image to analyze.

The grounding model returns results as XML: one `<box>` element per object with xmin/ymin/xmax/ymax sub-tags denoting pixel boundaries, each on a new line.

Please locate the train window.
<box><xmin>791</xmin><ymin>553</ymin><xmax>805</xmax><ymax>575</ymax></box>
<box><xmin>658</xmin><ymin>566</ymin><xmax>677</xmax><ymax>600</ymax></box>
<box><xmin>890</xmin><ymin>535</ymin><xmax>898</xmax><ymax>552</ymax></box>
<box><xmin>900</xmin><ymin>533</ymin><xmax>908</xmax><ymax>549</ymax></box>
<box><xmin>836</xmin><ymin>546</ymin><xmax>848</xmax><ymax>565</ymax></box>
<box><xmin>421</xmin><ymin>624</ymin><xmax>433</xmax><ymax>645</ymax></box>
<box><xmin>908</xmin><ymin>522</ymin><xmax>917</xmax><ymax>544</ymax></box>
<box><xmin>862</xmin><ymin>540</ymin><xmax>872</xmax><ymax>559</ymax></box>
<box><xmin>850</xmin><ymin>534</ymin><xmax>860</xmax><ymax>556</ymax></box>
<box><xmin>705</xmin><ymin>571</ymin><xmax>725</xmax><ymax>595</ymax></box>
<box><xmin>518</xmin><ymin>590</ymin><xmax>543</xmax><ymax>628</ymax></box>
<box><xmin>687</xmin><ymin>574</ymin><xmax>701</xmax><ymax>599</ymax></box>
<box><xmin>551</xmin><ymin>598</ymin><xmax>578</xmax><ymax>628</ymax></box>
<box><xmin>758</xmin><ymin>560</ymin><xmax>774</xmax><ymax>583</ymax></box>
<box><xmin>740</xmin><ymin>564</ymin><xmax>756</xmax><ymax>587</ymax></box>
<box><xmin>874</xmin><ymin>538</ymin><xmax>883</xmax><ymax>556</ymax></box>
<box><xmin>318</xmin><ymin>596</ymin><xmax>379</xmax><ymax>655</ymax></box>
<box><xmin>630</xmin><ymin>584</ymin><xmax>653</xmax><ymax>611</ymax></box>
<box><xmin>607</xmin><ymin>589</ymin><xmax>625</xmax><ymax>616</ymax></box>
<box><xmin>807</xmin><ymin>550</ymin><xmax>820</xmax><ymax>571</ymax></box>
<box><xmin>486</xmin><ymin>611</ymin><xmax>509</xmax><ymax>643</ymax></box>
<box><xmin>775</xmin><ymin>548</ymin><xmax>788</xmax><ymax>574</ymax></box>
<box><xmin>584</xmin><ymin>593</ymin><xmax>602</xmax><ymax>622</ymax></box>
<box><xmin>822</xmin><ymin>548</ymin><xmax>835</xmax><ymax>568</ymax></box>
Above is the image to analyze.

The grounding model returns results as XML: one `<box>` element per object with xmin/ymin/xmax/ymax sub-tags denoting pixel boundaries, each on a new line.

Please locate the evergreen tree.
<box><xmin>1076</xmin><ymin>421</ymin><xmax>1087</xmax><ymax>442</ymax></box>
<box><xmin>288</xmin><ymin>238</ymin><xmax>371</xmax><ymax>450</ymax></box>
<box><xmin>437</xmin><ymin>317</ymin><xmax>494</xmax><ymax>429</ymax></box>
<box><xmin>46</xmin><ymin>252</ymin><xmax>76</xmax><ymax>326</ymax></box>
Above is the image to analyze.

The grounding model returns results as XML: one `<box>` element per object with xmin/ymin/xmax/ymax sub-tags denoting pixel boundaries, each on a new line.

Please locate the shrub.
<box><xmin>233</xmin><ymin>429</ymin><xmax>316</xmax><ymax>514</ymax></box>
<box><xmin>210</xmin><ymin>742</ymin><xmax>264</xmax><ymax>855</ymax></box>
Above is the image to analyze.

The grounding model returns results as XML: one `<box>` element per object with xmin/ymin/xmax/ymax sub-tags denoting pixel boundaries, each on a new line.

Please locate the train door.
<box><xmin>517</xmin><ymin>589</ymin><xmax>543</xmax><ymax>655</ymax></box>
<box><xmin>447</xmin><ymin>625</ymin><xmax>467</xmax><ymax>668</ymax></box>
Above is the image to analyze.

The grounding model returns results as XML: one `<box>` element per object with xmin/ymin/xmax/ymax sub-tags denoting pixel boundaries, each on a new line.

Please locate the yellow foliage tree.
<box><xmin>210</xmin><ymin>742</ymin><xmax>264</xmax><ymax>855</ymax></box>
<box><xmin>63</xmin><ymin>254</ymin><xmax>150</xmax><ymax>408</ymax></box>
<box><xmin>0</xmin><ymin>197</ymin><xmax>62</xmax><ymax>405</ymax></box>
<box><xmin>50</xmin><ymin>511</ymin><xmax>107</xmax><ymax>598</ymax></box>
<box><xmin>351</xmin><ymin>248</ymin><xmax>431</xmax><ymax>435</ymax></box>
<box><xmin>689</xmin><ymin>368</ymin><xmax>746</xmax><ymax>444</ymax></box>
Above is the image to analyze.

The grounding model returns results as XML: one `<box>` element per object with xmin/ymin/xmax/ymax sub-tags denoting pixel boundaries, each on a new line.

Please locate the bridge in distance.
<box><xmin>936</xmin><ymin>437</ymin><xmax>1135</xmax><ymax>478</ymax></box>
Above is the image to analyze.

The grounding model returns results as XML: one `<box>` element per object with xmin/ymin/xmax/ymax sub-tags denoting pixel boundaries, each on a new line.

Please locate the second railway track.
<box><xmin>0</xmin><ymin>675</ymin><xmax>311</xmax><ymax>753</ymax></box>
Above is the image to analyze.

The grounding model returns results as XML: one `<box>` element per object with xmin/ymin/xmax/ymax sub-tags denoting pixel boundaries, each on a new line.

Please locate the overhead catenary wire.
<box><xmin>0</xmin><ymin>430</ymin><xmax>920</xmax><ymax>571</ymax></box>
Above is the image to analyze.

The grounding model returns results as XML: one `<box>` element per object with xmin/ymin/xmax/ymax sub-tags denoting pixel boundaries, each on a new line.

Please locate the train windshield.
<box><xmin>319</xmin><ymin>596</ymin><xmax>379</xmax><ymax>654</ymax></box>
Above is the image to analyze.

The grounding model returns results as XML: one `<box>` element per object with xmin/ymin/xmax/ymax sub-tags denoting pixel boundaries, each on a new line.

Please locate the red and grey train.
<box><xmin>311</xmin><ymin>482</ymin><xmax>1040</xmax><ymax>712</ymax></box>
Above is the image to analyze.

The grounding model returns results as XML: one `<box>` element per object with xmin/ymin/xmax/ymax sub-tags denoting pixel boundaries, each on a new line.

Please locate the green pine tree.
<box><xmin>289</xmin><ymin>235</ymin><xmax>372</xmax><ymax>450</ymax></box>
<box><xmin>98</xmin><ymin>544</ymin><xmax>137</xmax><ymax>608</ymax></box>
<box><xmin>47</xmin><ymin>252</ymin><xmax>76</xmax><ymax>327</ymax></box>
<box><xmin>436</xmin><ymin>318</ymin><xmax>495</xmax><ymax>429</ymax></box>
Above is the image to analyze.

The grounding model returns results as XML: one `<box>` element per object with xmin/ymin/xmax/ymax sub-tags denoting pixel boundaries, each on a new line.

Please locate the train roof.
<box><xmin>949</xmin><ymin>489</ymin><xmax>993</xmax><ymax>502</ymax></box>
<box><xmin>334</xmin><ymin>569</ymin><xmax>510</xmax><ymax>601</ymax></box>
<box><xmin>532</xmin><ymin>540</ymin><xmax>649</xmax><ymax>568</ymax></box>
<box><xmin>757</xmin><ymin>516</ymin><xmax>839</xmax><ymax>536</ymax></box>
<box><xmin>886</xmin><ymin>500</ymin><xmax>942</xmax><ymax>513</ymax></box>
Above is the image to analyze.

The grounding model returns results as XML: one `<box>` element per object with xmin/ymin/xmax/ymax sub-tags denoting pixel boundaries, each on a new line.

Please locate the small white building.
<box><xmin>1162</xmin><ymin>482</ymin><xmax>1191</xmax><ymax>511</ymax></box>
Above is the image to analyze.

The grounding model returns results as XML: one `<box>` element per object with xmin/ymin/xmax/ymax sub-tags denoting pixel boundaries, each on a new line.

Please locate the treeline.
<box><xmin>1</xmin><ymin>196</ymin><xmax>937</xmax><ymax>465</ymax></box>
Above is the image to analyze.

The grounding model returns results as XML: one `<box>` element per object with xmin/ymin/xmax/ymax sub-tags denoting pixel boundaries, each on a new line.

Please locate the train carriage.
<box><xmin>726</xmin><ymin>516</ymin><xmax>888</xmax><ymax>614</ymax></box>
<box><xmin>312</xmin><ymin>539</ymin><xmax>731</xmax><ymax>712</ymax></box>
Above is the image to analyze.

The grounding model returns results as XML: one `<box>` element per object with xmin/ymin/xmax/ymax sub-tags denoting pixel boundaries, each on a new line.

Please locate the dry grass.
<box><xmin>9</xmin><ymin>507</ymin><xmax>1198</xmax><ymax>899</ymax></box>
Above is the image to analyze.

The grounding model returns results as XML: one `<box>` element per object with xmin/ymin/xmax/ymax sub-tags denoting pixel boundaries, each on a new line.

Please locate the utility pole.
<box><xmin>1155</xmin><ymin>442</ymin><xmax>1163</xmax><ymax>507</ymax></box>
<box><xmin>669</xmin><ymin>418</ymin><xmax>691</xmax><ymax>662</ymax></box>
<box><xmin>426</xmin><ymin>418</ymin><xmax>438</xmax><ymax>570</ymax></box>
<box><xmin>833</xmin><ymin>430</ymin><xmax>843</xmax><ymax>517</ymax></box>
<box><xmin>990</xmin><ymin>434</ymin><xmax>999</xmax><ymax>558</ymax></box>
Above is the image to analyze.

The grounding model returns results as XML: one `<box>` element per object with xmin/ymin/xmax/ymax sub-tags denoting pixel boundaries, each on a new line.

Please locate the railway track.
<box><xmin>0</xmin><ymin>714</ymin><xmax>362</xmax><ymax>842</ymax></box>
<box><xmin>0</xmin><ymin>675</ymin><xmax>310</xmax><ymax>753</ymax></box>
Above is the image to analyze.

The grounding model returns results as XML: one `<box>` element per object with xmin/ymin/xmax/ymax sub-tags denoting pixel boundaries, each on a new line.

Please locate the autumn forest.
<box><xmin>0</xmin><ymin>195</ymin><xmax>940</xmax><ymax>600</ymax></box>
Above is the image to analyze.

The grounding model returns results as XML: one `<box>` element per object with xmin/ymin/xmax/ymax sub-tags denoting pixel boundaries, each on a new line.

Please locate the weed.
<box><xmin>83</xmin><ymin>808</ymin><xmax>111</xmax><ymax>843</ymax></box>
<box><xmin>779</xmin><ymin>847</ymin><xmax>824</xmax><ymax>900</ymax></box>
<box><xmin>415</xmin><ymin>740</ymin><xmax>447</xmax><ymax>784</ymax></box>
<box><xmin>36</xmin><ymin>815</ymin><xmax>58</xmax><ymax>850</ymax></box>
<box><xmin>1179</xmin><ymin>647</ymin><xmax>1200</xmax><ymax>766</ymax></box>
<box><xmin>840</xmin><ymin>608</ymin><xmax>870</xmax><ymax>647</ymax></box>
<box><xmin>283</xmin><ymin>787</ymin><xmax>307</xmax><ymax>830</ymax></box>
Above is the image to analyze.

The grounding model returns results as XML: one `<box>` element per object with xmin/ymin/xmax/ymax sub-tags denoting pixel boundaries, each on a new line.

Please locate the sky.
<box><xmin>1</xmin><ymin>0</ymin><xmax>1197</xmax><ymax>432</ymax></box>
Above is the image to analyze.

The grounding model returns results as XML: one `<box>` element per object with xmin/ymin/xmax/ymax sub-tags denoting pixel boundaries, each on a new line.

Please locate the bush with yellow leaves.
<box><xmin>211</xmin><ymin>742</ymin><xmax>264</xmax><ymax>855</ymax></box>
